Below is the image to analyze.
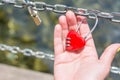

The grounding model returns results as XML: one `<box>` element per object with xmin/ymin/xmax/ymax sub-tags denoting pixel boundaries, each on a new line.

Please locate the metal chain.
<box><xmin>0</xmin><ymin>44</ymin><xmax>54</xmax><ymax>60</ymax></box>
<box><xmin>0</xmin><ymin>0</ymin><xmax>120</xmax><ymax>23</ymax></box>
<box><xmin>0</xmin><ymin>43</ymin><xmax>120</xmax><ymax>75</ymax></box>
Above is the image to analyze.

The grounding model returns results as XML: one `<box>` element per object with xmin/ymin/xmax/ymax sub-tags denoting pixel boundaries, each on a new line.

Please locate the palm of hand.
<box><xmin>54</xmin><ymin>11</ymin><xmax>120</xmax><ymax>80</ymax></box>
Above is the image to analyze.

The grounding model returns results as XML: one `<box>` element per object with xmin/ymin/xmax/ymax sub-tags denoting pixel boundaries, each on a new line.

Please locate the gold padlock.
<box><xmin>28</xmin><ymin>7</ymin><xmax>41</xmax><ymax>26</ymax></box>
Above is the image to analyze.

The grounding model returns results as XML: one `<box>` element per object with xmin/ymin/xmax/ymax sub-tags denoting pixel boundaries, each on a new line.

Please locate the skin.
<box><xmin>54</xmin><ymin>11</ymin><xmax>120</xmax><ymax>80</ymax></box>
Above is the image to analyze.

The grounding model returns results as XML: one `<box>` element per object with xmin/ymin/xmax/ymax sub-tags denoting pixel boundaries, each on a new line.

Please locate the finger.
<box><xmin>54</xmin><ymin>24</ymin><xmax>64</xmax><ymax>56</ymax></box>
<box><xmin>59</xmin><ymin>15</ymin><xmax>68</xmax><ymax>49</ymax></box>
<box><xmin>77</xmin><ymin>16</ymin><xmax>95</xmax><ymax>47</ymax></box>
<box><xmin>66</xmin><ymin>10</ymin><xmax>77</xmax><ymax>30</ymax></box>
<box><xmin>76</xmin><ymin>15</ymin><xmax>87</xmax><ymax>24</ymax></box>
<box><xmin>100</xmin><ymin>43</ymin><xmax>120</xmax><ymax>65</ymax></box>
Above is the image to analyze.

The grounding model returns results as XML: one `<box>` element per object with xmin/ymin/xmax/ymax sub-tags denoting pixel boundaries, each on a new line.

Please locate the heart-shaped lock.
<box><xmin>65</xmin><ymin>13</ymin><xmax>98</xmax><ymax>51</ymax></box>
<box><xmin>66</xmin><ymin>30</ymin><xmax>85</xmax><ymax>51</ymax></box>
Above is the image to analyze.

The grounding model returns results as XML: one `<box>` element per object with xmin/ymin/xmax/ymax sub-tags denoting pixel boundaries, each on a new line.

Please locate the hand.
<box><xmin>54</xmin><ymin>11</ymin><xmax>120</xmax><ymax>80</ymax></box>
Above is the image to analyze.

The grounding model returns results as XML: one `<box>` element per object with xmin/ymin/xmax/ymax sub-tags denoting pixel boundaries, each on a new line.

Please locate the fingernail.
<box><xmin>117</xmin><ymin>48</ymin><xmax>120</xmax><ymax>52</ymax></box>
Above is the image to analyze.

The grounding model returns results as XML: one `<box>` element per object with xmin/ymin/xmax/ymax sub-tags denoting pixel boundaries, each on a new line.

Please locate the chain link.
<box><xmin>111</xmin><ymin>66</ymin><xmax>120</xmax><ymax>75</ymax></box>
<box><xmin>0</xmin><ymin>44</ymin><xmax>54</xmax><ymax>60</ymax></box>
<box><xmin>1</xmin><ymin>0</ymin><xmax>120</xmax><ymax>75</ymax></box>
<box><xmin>0</xmin><ymin>0</ymin><xmax>120</xmax><ymax>23</ymax></box>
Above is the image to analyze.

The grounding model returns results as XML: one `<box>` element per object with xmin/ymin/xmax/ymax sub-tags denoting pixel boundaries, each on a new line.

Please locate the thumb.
<box><xmin>100</xmin><ymin>43</ymin><xmax>120</xmax><ymax>65</ymax></box>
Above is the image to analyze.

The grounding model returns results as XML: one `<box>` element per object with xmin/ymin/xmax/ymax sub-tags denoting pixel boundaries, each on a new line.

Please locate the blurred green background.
<box><xmin>0</xmin><ymin>0</ymin><xmax>120</xmax><ymax>80</ymax></box>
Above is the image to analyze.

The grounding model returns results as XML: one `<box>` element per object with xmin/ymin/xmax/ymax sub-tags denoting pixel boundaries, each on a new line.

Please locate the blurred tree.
<box><xmin>0</xmin><ymin>8</ymin><xmax>9</xmax><ymax>39</ymax></box>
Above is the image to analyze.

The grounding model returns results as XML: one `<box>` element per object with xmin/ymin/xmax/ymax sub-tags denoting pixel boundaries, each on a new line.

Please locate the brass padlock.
<box><xmin>28</xmin><ymin>7</ymin><xmax>41</xmax><ymax>26</ymax></box>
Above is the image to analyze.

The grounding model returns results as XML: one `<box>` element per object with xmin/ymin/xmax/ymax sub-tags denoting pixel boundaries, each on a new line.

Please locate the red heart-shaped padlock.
<box><xmin>66</xmin><ymin>30</ymin><xmax>85</xmax><ymax>51</ymax></box>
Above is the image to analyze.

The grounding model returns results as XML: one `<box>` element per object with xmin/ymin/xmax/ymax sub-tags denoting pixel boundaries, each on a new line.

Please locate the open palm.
<box><xmin>54</xmin><ymin>11</ymin><xmax>120</xmax><ymax>80</ymax></box>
